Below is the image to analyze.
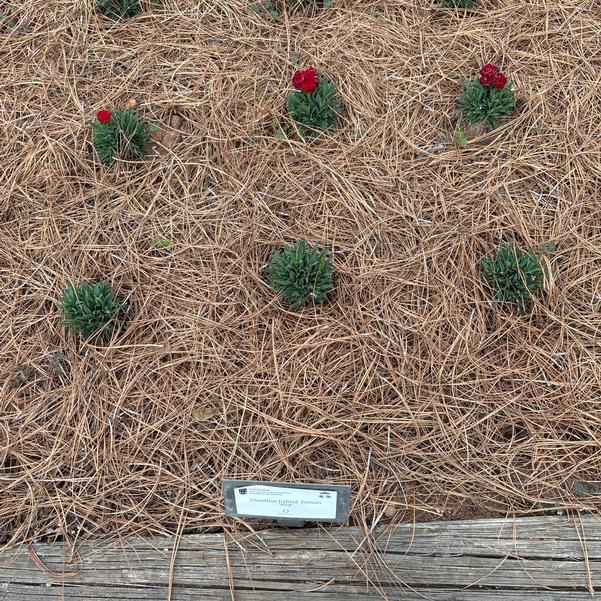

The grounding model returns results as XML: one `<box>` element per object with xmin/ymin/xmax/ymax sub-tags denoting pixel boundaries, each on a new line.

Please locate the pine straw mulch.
<box><xmin>1</xmin><ymin>0</ymin><xmax>600</xmax><ymax>548</ymax></box>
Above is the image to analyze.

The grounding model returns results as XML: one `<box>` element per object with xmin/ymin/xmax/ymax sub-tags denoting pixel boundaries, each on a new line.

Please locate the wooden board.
<box><xmin>1</xmin><ymin>515</ymin><xmax>600</xmax><ymax>600</ymax></box>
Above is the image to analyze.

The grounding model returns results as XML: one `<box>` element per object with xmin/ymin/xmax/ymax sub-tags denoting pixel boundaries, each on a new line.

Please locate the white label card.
<box><xmin>234</xmin><ymin>485</ymin><xmax>338</xmax><ymax>520</ymax></box>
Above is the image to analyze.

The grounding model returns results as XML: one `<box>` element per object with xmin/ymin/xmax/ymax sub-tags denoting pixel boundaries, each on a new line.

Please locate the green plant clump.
<box><xmin>149</xmin><ymin>236</ymin><xmax>172</xmax><ymax>251</ymax></box>
<box><xmin>481</xmin><ymin>241</ymin><xmax>544</xmax><ymax>310</ymax></box>
<box><xmin>60</xmin><ymin>281</ymin><xmax>126</xmax><ymax>341</ymax></box>
<box><xmin>96</xmin><ymin>0</ymin><xmax>141</xmax><ymax>20</ymax></box>
<box><xmin>458</xmin><ymin>79</ymin><xmax>515</xmax><ymax>130</ymax></box>
<box><xmin>286</xmin><ymin>75</ymin><xmax>340</xmax><ymax>137</ymax></box>
<box><xmin>454</xmin><ymin>126</ymin><xmax>468</xmax><ymax>148</ymax></box>
<box><xmin>268</xmin><ymin>240</ymin><xmax>333</xmax><ymax>308</ymax></box>
<box><xmin>91</xmin><ymin>108</ymin><xmax>153</xmax><ymax>165</ymax></box>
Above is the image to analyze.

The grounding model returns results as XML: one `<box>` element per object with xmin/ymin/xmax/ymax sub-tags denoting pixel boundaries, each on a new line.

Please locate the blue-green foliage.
<box><xmin>91</xmin><ymin>108</ymin><xmax>153</xmax><ymax>165</ymax></box>
<box><xmin>481</xmin><ymin>241</ymin><xmax>544</xmax><ymax>310</ymax></box>
<box><xmin>268</xmin><ymin>240</ymin><xmax>333</xmax><ymax>308</ymax></box>
<box><xmin>459</xmin><ymin>79</ymin><xmax>515</xmax><ymax>130</ymax></box>
<box><xmin>96</xmin><ymin>0</ymin><xmax>141</xmax><ymax>20</ymax></box>
<box><xmin>60</xmin><ymin>281</ymin><xmax>126</xmax><ymax>341</ymax></box>
<box><xmin>286</xmin><ymin>77</ymin><xmax>340</xmax><ymax>137</ymax></box>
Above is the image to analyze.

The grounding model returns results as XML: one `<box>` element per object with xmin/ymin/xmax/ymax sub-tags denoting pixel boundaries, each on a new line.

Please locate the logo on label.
<box><xmin>239</xmin><ymin>488</ymin><xmax>247</xmax><ymax>495</ymax></box>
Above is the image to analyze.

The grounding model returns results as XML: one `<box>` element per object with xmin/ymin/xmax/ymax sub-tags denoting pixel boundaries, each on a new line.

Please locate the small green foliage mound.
<box><xmin>268</xmin><ymin>240</ymin><xmax>333</xmax><ymax>308</ymax></box>
<box><xmin>481</xmin><ymin>241</ymin><xmax>544</xmax><ymax>310</ymax></box>
<box><xmin>286</xmin><ymin>74</ymin><xmax>339</xmax><ymax>137</ymax></box>
<box><xmin>149</xmin><ymin>236</ymin><xmax>172</xmax><ymax>251</ymax></box>
<box><xmin>459</xmin><ymin>79</ymin><xmax>515</xmax><ymax>130</ymax></box>
<box><xmin>439</xmin><ymin>0</ymin><xmax>475</xmax><ymax>7</ymax></box>
<box><xmin>96</xmin><ymin>0</ymin><xmax>141</xmax><ymax>20</ymax></box>
<box><xmin>60</xmin><ymin>281</ymin><xmax>126</xmax><ymax>341</ymax></box>
<box><xmin>454</xmin><ymin>127</ymin><xmax>468</xmax><ymax>148</ymax></box>
<box><xmin>91</xmin><ymin>108</ymin><xmax>153</xmax><ymax>165</ymax></box>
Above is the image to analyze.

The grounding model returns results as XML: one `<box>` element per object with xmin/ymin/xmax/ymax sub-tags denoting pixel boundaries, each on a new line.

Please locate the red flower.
<box><xmin>292</xmin><ymin>67</ymin><xmax>319</xmax><ymax>94</ymax></box>
<box><xmin>479</xmin><ymin>63</ymin><xmax>499</xmax><ymax>87</ymax></box>
<box><xmin>96</xmin><ymin>110</ymin><xmax>112</xmax><ymax>123</ymax></box>
<box><xmin>480</xmin><ymin>63</ymin><xmax>499</xmax><ymax>78</ymax></box>
<box><xmin>492</xmin><ymin>72</ymin><xmax>507</xmax><ymax>90</ymax></box>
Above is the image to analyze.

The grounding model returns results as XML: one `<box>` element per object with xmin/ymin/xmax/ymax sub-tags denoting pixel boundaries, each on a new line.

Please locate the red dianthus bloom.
<box><xmin>292</xmin><ymin>68</ymin><xmax>319</xmax><ymax>94</ymax></box>
<box><xmin>492</xmin><ymin>72</ymin><xmax>507</xmax><ymax>90</ymax></box>
<box><xmin>96</xmin><ymin>110</ymin><xmax>112</xmax><ymax>123</ymax></box>
<box><xmin>479</xmin><ymin>63</ymin><xmax>499</xmax><ymax>87</ymax></box>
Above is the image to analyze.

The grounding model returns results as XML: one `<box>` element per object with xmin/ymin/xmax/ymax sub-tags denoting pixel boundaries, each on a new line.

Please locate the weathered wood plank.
<box><xmin>7</xmin><ymin>549</ymin><xmax>598</xmax><ymax>589</ymax></box>
<box><xmin>3</xmin><ymin>583</ymin><xmax>601</xmax><ymax>601</ymax></box>
<box><xmin>1</xmin><ymin>516</ymin><xmax>600</xmax><ymax>600</ymax></box>
<box><xmin>216</xmin><ymin>516</ymin><xmax>601</xmax><ymax>559</ymax></box>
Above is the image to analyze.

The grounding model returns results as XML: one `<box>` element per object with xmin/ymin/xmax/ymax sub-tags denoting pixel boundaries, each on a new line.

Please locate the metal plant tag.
<box><xmin>223</xmin><ymin>480</ymin><xmax>351</xmax><ymax>527</ymax></box>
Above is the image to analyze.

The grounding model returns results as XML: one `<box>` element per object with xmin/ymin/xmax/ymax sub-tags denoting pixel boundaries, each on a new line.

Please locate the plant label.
<box><xmin>222</xmin><ymin>480</ymin><xmax>350</xmax><ymax>526</ymax></box>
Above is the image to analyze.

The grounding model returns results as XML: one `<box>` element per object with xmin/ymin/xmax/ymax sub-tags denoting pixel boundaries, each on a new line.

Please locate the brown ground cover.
<box><xmin>1</xmin><ymin>0</ymin><xmax>600</xmax><ymax>546</ymax></box>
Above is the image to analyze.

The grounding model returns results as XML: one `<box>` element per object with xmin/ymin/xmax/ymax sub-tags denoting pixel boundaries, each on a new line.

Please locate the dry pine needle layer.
<box><xmin>0</xmin><ymin>0</ymin><xmax>600</xmax><ymax>546</ymax></box>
